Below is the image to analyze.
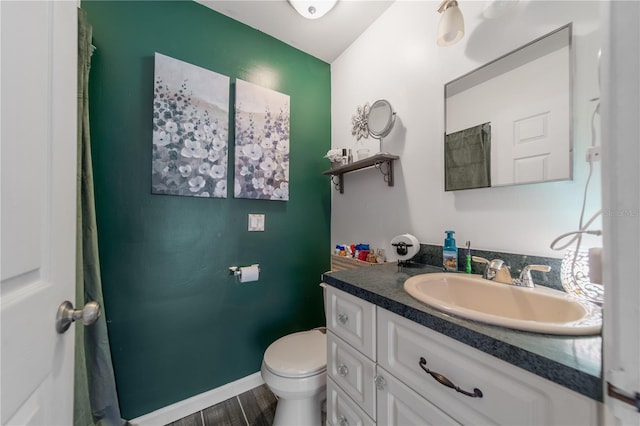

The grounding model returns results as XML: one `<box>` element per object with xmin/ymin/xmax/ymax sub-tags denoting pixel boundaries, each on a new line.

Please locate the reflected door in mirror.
<box><xmin>444</xmin><ymin>24</ymin><xmax>572</xmax><ymax>190</ymax></box>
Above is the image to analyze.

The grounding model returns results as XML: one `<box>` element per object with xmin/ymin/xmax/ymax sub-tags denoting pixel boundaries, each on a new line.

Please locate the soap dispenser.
<box><xmin>443</xmin><ymin>230</ymin><xmax>458</xmax><ymax>272</ymax></box>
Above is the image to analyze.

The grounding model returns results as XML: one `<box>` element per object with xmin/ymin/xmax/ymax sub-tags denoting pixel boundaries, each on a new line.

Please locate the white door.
<box><xmin>601</xmin><ymin>1</ymin><xmax>640</xmax><ymax>424</ymax></box>
<box><xmin>1</xmin><ymin>1</ymin><xmax>77</xmax><ymax>425</ymax></box>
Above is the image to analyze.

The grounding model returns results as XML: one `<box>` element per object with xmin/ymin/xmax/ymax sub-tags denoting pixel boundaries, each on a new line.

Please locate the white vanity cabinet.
<box><xmin>325</xmin><ymin>285</ymin><xmax>599</xmax><ymax>426</ymax></box>
<box><xmin>377</xmin><ymin>308</ymin><xmax>598</xmax><ymax>425</ymax></box>
<box><xmin>326</xmin><ymin>285</ymin><xmax>377</xmax><ymax>424</ymax></box>
<box><xmin>326</xmin><ymin>286</ymin><xmax>458</xmax><ymax>425</ymax></box>
<box><xmin>327</xmin><ymin>331</ymin><xmax>377</xmax><ymax>418</ymax></box>
<box><xmin>326</xmin><ymin>283</ymin><xmax>376</xmax><ymax>359</ymax></box>
<box><xmin>375</xmin><ymin>366</ymin><xmax>460</xmax><ymax>425</ymax></box>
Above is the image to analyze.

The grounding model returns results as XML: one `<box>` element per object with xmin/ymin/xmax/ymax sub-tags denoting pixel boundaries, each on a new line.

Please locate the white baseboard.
<box><xmin>129</xmin><ymin>371</ymin><xmax>264</xmax><ymax>426</ymax></box>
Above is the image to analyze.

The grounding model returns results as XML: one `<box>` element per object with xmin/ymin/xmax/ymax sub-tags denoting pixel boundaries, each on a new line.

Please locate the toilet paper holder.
<box><xmin>228</xmin><ymin>264</ymin><xmax>260</xmax><ymax>281</ymax></box>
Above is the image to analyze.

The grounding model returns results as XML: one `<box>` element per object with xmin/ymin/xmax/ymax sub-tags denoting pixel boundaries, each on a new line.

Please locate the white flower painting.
<box><xmin>151</xmin><ymin>53</ymin><xmax>230</xmax><ymax>198</ymax></box>
<box><xmin>234</xmin><ymin>79</ymin><xmax>290</xmax><ymax>201</ymax></box>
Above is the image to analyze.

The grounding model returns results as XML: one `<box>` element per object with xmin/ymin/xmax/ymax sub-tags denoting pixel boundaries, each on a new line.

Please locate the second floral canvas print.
<box><xmin>234</xmin><ymin>79</ymin><xmax>290</xmax><ymax>201</ymax></box>
<box><xmin>151</xmin><ymin>53</ymin><xmax>230</xmax><ymax>198</ymax></box>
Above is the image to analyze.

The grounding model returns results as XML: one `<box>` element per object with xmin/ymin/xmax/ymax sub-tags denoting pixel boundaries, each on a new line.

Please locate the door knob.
<box><xmin>55</xmin><ymin>300</ymin><xmax>101</xmax><ymax>334</ymax></box>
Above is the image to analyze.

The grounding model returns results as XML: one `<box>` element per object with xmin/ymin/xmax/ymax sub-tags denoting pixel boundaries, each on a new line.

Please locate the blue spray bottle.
<box><xmin>443</xmin><ymin>230</ymin><xmax>458</xmax><ymax>272</ymax></box>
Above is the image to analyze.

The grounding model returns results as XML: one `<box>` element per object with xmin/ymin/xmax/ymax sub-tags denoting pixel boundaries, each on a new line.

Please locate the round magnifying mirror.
<box><xmin>367</xmin><ymin>100</ymin><xmax>396</xmax><ymax>153</ymax></box>
<box><xmin>368</xmin><ymin>99</ymin><xmax>395</xmax><ymax>139</ymax></box>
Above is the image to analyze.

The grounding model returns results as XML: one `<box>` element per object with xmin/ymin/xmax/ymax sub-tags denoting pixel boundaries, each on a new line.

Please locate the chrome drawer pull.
<box><xmin>337</xmin><ymin>312</ymin><xmax>349</xmax><ymax>325</ymax></box>
<box><xmin>338</xmin><ymin>364</ymin><xmax>349</xmax><ymax>377</ymax></box>
<box><xmin>419</xmin><ymin>357</ymin><xmax>483</xmax><ymax>398</ymax></box>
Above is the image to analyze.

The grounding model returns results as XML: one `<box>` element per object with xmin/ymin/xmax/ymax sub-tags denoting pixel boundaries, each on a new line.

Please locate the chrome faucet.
<box><xmin>472</xmin><ymin>256</ymin><xmax>513</xmax><ymax>284</ymax></box>
<box><xmin>472</xmin><ymin>257</ymin><xmax>551</xmax><ymax>287</ymax></box>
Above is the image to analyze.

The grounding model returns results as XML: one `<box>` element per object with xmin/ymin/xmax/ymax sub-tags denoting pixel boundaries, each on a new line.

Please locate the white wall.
<box><xmin>330</xmin><ymin>0</ymin><xmax>602</xmax><ymax>259</ymax></box>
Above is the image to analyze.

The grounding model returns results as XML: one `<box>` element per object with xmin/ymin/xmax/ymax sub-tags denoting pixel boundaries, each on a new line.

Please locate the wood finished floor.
<box><xmin>166</xmin><ymin>384</ymin><xmax>277</xmax><ymax>426</ymax></box>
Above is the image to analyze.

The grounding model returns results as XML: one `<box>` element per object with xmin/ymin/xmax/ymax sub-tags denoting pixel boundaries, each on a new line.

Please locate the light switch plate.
<box><xmin>248</xmin><ymin>214</ymin><xmax>265</xmax><ymax>232</ymax></box>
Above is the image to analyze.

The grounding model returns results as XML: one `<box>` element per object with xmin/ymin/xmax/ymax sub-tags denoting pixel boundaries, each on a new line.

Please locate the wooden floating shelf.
<box><xmin>322</xmin><ymin>153</ymin><xmax>399</xmax><ymax>193</ymax></box>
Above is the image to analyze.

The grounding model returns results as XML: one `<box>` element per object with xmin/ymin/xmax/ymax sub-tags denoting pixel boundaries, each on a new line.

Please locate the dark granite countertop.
<box><xmin>322</xmin><ymin>262</ymin><xmax>602</xmax><ymax>402</ymax></box>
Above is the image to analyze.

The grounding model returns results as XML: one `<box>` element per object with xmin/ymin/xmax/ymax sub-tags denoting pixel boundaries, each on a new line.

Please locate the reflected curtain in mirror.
<box><xmin>445</xmin><ymin>122</ymin><xmax>491</xmax><ymax>191</ymax></box>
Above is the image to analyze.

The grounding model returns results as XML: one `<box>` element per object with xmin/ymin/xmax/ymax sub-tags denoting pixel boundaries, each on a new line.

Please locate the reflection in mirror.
<box><xmin>368</xmin><ymin>99</ymin><xmax>396</xmax><ymax>153</ymax></box>
<box><xmin>444</xmin><ymin>24</ymin><xmax>572</xmax><ymax>191</ymax></box>
<box><xmin>445</xmin><ymin>123</ymin><xmax>491</xmax><ymax>191</ymax></box>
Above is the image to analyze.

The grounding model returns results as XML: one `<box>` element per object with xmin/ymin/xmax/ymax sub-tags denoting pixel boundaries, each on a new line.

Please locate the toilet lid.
<box><xmin>263</xmin><ymin>330</ymin><xmax>327</xmax><ymax>378</ymax></box>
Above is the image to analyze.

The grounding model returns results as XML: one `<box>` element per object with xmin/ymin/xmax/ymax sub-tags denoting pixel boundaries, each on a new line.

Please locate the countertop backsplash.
<box><xmin>413</xmin><ymin>244</ymin><xmax>563</xmax><ymax>291</ymax></box>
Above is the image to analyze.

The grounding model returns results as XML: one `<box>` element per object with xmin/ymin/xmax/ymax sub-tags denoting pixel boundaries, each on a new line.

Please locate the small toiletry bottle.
<box><xmin>443</xmin><ymin>230</ymin><xmax>458</xmax><ymax>272</ymax></box>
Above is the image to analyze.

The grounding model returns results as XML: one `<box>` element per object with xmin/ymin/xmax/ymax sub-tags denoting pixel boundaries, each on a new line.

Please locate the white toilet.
<box><xmin>261</xmin><ymin>329</ymin><xmax>327</xmax><ymax>426</ymax></box>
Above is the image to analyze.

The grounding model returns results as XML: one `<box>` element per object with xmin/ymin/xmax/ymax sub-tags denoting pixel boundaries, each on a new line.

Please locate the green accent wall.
<box><xmin>83</xmin><ymin>1</ymin><xmax>331</xmax><ymax>419</ymax></box>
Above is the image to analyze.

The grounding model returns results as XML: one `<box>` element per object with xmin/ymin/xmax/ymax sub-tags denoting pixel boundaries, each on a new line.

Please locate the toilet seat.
<box><xmin>263</xmin><ymin>330</ymin><xmax>326</xmax><ymax>378</ymax></box>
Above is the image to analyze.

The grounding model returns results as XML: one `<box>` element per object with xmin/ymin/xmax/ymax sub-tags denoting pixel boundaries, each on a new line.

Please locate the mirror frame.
<box><xmin>368</xmin><ymin>99</ymin><xmax>396</xmax><ymax>139</ymax></box>
<box><xmin>444</xmin><ymin>24</ymin><xmax>573</xmax><ymax>190</ymax></box>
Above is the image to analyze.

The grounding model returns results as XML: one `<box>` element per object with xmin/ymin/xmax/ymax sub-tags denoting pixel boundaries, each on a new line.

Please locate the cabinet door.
<box><xmin>328</xmin><ymin>331</ymin><xmax>377</xmax><ymax>419</ymax></box>
<box><xmin>378</xmin><ymin>308</ymin><xmax>597</xmax><ymax>425</ymax></box>
<box><xmin>327</xmin><ymin>378</ymin><xmax>375</xmax><ymax>426</ymax></box>
<box><xmin>376</xmin><ymin>366</ymin><xmax>460</xmax><ymax>426</ymax></box>
<box><xmin>326</xmin><ymin>286</ymin><xmax>376</xmax><ymax>360</ymax></box>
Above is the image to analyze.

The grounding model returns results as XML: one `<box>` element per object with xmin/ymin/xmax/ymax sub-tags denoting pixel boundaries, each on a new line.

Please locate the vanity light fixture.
<box><xmin>437</xmin><ymin>0</ymin><xmax>465</xmax><ymax>47</ymax></box>
<box><xmin>288</xmin><ymin>0</ymin><xmax>338</xmax><ymax>20</ymax></box>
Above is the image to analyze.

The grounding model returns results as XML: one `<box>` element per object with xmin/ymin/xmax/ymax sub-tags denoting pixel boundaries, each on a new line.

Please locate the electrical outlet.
<box><xmin>586</xmin><ymin>146</ymin><xmax>601</xmax><ymax>162</ymax></box>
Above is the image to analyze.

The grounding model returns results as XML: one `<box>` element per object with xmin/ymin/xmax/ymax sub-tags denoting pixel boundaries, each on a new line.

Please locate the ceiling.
<box><xmin>196</xmin><ymin>0</ymin><xmax>396</xmax><ymax>63</ymax></box>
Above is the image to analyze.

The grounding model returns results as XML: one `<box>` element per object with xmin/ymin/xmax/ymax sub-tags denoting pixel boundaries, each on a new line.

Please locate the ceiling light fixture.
<box><xmin>437</xmin><ymin>0</ymin><xmax>465</xmax><ymax>47</ymax></box>
<box><xmin>288</xmin><ymin>0</ymin><xmax>338</xmax><ymax>20</ymax></box>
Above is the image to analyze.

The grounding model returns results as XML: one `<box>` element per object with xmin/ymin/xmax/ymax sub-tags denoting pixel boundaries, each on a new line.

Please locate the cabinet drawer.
<box><xmin>328</xmin><ymin>331</ymin><xmax>376</xmax><ymax>419</ymax></box>
<box><xmin>376</xmin><ymin>366</ymin><xmax>460</xmax><ymax>426</ymax></box>
<box><xmin>326</xmin><ymin>285</ymin><xmax>376</xmax><ymax>360</ymax></box>
<box><xmin>327</xmin><ymin>378</ymin><xmax>375</xmax><ymax>426</ymax></box>
<box><xmin>377</xmin><ymin>308</ymin><xmax>551</xmax><ymax>425</ymax></box>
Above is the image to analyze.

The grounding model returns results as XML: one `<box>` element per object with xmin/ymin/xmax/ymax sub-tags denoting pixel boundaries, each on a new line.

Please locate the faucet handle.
<box><xmin>523</xmin><ymin>265</ymin><xmax>552</xmax><ymax>273</ymax></box>
<box><xmin>471</xmin><ymin>256</ymin><xmax>490</xmax><ymax>278</ymax></box>
<box><xmin>471</xmin><ymin>256</ymin><xmax>489</xmax><ymax>265</ymax></box>
<box><xmin>518</xmin><ymin>265</ymin><xmax>551</xmax><ymax>288</ymax></box>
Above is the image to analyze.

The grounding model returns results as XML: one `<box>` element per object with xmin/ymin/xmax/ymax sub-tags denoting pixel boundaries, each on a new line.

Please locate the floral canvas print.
<box><xmin>151</xmin><ymin>53</ymin><xmax>230</xmax><ymax>198</ymax></box>
<box><xmin>234</xmin><ymin>79</ymin><xmax>290</xmax><ymax>201</ymax></box>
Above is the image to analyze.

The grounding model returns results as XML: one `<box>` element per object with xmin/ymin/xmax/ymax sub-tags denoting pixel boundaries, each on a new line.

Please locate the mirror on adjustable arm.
<box><xmin>368</xmin><ymin>99</ymin><xmax>396</xmax><ymax>154</ymax></box>
<box><xmin>444</xmin><ymin>24</ymin><xmax>573</xmax><ymax>191</ymax></box>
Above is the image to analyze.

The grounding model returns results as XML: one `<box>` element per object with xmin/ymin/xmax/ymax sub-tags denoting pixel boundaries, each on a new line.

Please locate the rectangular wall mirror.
<box><xmin>444</xmin><ymin>24</ymin><xmax>573</xmax><ymax>191</ymax></box>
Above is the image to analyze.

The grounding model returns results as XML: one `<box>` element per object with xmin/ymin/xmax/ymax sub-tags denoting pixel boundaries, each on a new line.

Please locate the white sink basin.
<box><xmin>404</xmin><ymin>273</ymin><xmax>601</xmax><ymax>335</ymax></box>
